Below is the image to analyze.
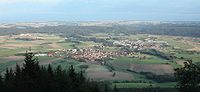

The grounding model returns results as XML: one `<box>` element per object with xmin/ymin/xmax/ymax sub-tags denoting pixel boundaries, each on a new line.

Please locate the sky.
<box><xmin>0</xmin><ymin>0</ymin><xmax>200</xmax><ymax>22</ymax></box>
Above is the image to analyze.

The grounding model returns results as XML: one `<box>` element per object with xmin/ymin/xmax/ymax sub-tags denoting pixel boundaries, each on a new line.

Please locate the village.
<box><xmin>34</xmin><ymin>35</ymin><xmax>169</xmax><ymax>63</ymax></box>
<box><xmin>35</xmin><ymin>46</ymin><xmax>133</xmax><ymax>64</ymax></box>
<box><xmin>5</xmin><ymin>33</ymin><xmax>171</xmax><ymax>63</ymax></box>
<box><xmin>113</xmin><ymin>35</ymin><xmax>169</xmax><ymax>50</ymax></box>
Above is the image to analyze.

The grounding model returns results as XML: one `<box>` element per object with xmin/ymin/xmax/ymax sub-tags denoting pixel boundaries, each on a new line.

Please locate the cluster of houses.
<box><xmin>113</xmin><ymin>37</ymin><xmax>169</xmax><ymax>50</ymax></box>
<box><xmin>10</xmin><ymin>33</ymin><xmax>46</xmax><ymax>41</ymax></box>
<box><xmin>34</xmin><ymin>46</ymin><xmax>134</xmax><ymax>63</ymax></box>
<box><xmin>70</xmin><ymin>48</ymin><xmax>118</xmax><ymax>62</ymax></box>
<box><xmin>34</xmin><ymin>35</ymin><xmax>169</xmax><ymax>63</ymax></box>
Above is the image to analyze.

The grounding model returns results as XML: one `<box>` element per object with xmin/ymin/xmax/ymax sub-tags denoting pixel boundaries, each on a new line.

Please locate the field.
<box><xmin>0</xmin><ymin>33</ymin><xmax>199</xmax><ymax>89</ymax></box>
<box><xmin>114</xmin><ymin>82</ymin><xmax>176</xmax><ymax>88</ymax></box>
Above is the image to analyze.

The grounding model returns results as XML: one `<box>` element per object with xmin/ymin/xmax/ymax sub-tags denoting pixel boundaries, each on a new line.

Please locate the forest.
<box><xmin>0</xmin><ymin>21</ymin><xmax>200</xmax><ymax>37</ymax></box>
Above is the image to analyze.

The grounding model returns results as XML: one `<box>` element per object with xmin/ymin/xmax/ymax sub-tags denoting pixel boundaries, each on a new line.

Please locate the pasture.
<box><xmin>0</xmin><ymin>33</ymin><xmax>199</xmax><ymax>89</ymax></box>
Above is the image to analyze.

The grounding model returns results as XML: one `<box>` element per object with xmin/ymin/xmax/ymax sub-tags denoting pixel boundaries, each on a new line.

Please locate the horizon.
<box><xmin>1</xmin><ymin>20</ymin><xmax>200</xmax><ymax>24</ymax></box>
<box><xmin>0</xmin><ymin>1</ymin><xmax>200</xmax><ymax>91</ymax></box>
<box><xmin>0</xmin><ymin>0</ymin><xmax>200</xmax><ymax>22</ymax></box>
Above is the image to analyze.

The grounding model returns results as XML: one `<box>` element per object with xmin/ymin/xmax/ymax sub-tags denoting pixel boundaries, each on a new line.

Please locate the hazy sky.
<box><xmin>0</xmin><ymin>0</ymin><xmax>200</xmax><ymax>22</ymax></box>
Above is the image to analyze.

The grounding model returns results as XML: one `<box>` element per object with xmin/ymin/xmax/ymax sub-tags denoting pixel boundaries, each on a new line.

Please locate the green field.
<box><xmin>114</xmin><ymin>82</ymin><xmax>176</xmax><ymax>88</ymax></box>
<box><xmin>0</xmin><ymin>59</ymin><xmax>23</xmax><ymax>73</ymax></box>
<box><xmin>0</xmin><ymin>33</ymin><xmax>199</xmax><ymax>89</ymax></box>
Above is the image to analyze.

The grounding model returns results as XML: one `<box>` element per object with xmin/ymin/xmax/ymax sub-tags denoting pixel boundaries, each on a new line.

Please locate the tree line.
<box><xmin>0</xmin><ymin>52</ymin><xmax>199</xmax><ymax>92</ymax></box>
<box><xmin>0</xmin><ymin>52</ymin><xmax>114</xmax><ymax>92</ymax></box>
<box><xmin>1</xmin><ymin>22</ymin><xmax>200</xmax><ymax>37</ymax></box>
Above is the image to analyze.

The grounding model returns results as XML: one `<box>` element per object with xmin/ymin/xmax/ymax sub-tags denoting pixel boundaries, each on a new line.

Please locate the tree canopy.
<box><xmin>174</xmin><ymin>60</ymin><xmax>200</xmax><ymax>92</ymax></box>
<box><xmin>0</xmin><ymin>52</ymin><xmax>111</xmax><ymax>92</ymax></box>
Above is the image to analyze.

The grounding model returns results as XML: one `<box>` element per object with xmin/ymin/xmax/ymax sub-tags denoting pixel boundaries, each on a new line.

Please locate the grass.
<box><xmin>157</xmin><ymin>36</ymin><xmax>193</xmax><ymax>50</ymax></box>
<box><xmin>86</xmin><ymin>64</ymin><xmax>110</xmax><ymax>72</ymax></box>
<box><xmin>107</xmin><ymin>56</ymin><xmax>169</xmax><ymax>71</ymax></box>
<box><xmin>175</xmin><ymin>53</ymin><xmax>200</xmax><ymax>62</ymax></box>
<box><xmin>104</xmin><ymin>47</ymin><xmax>119</xmax><ymax>52</ymax></box>
<box><xmin>76</xmin><ymin>41</ymin><xmax>102</xmax><ymax>48</ymax></box>
<box><xmin>0</xmin><ymin>48</ymin><xmax>25</xmax><ymax>57</ymax></box>
<box><xmin>128</xmin><ymin>34</ymin><xmax>148</xmax><ymax>41</ymax></box>
<box><xmin>111</xmin><ymin>55</ymin><xmax>167</xmax><ymax>64</ymax></box>
<box><xmin>32</xmin><ymin>46</ymin><xmax>50</xmax><ymax>52</ymax></box>
<box><xmin>57</xmin><ymin>42</ymin><xmax>75</xmax><ymax>49</ymax></box>
<box><xmin>37</xmin><ymin>56</ymin><xmax>57</xmax><ymax>62</ymax></box>
<box><xmin>0</xmin><ymin>60</ymin><xmax>23</xmax><ymax>73</ymax></box>
<box><xmin>0</xmin><ymin>33</ymin><xmax>198</xmax><ymax>88</ymax></box>
<box><xmin>155</xmin><ymin>82</ymin><xmax>176</xmax><ymax>88</ymax></box>
<box><xmin>50</xmin><ymin>58</ymin><xmax>88</xmax><ymax>72</ymax></box>
<box><xmin>113</xmin><ymin>82</ymin><xmax>176</xmax><ymax>88</ymax></box>
<box><xmin>83</xmin><ymin>33</ymin><xmax>109</xmax><ymax>39</ymax></box>
<box><xmin>114</xmin><ymin>83</ymin><xmax>156</xmax><ymax>88</ymax></box>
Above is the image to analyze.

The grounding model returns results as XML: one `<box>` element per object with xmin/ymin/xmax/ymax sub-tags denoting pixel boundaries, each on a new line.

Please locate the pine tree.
<box><xmin>68</xmin><ymin>65</ymin><xmax>77</xmax><ymax>82</ymax></box>
<box><xmin>46</xmin><ymin>64</ymin><xmax>54</xmax><ymax>92</ymax></box>
<box><xmin>68</xmin><ymin>65</ymin><xmax>77</xmax><ymax>92</ymax></box>
<box><xmin>94</xmin><ymin>84</ymin><xmax>101</xmax><ymax>92</ymax></box>
<box><xmin>113</xmin><ymin>85</ymin><xmax>119</xmax><ymax>92</ymax></box>
<box><xmin>0</xmin><ymin>52</ymin><xmax>107</xmax><ymax>92</ymax></box>
<box><xmin>0</xmin><ymin>74</ymin><xmax>3</xmax><ymax>91</ymax></box>
<box><xmin>21</xmin><ymin>52</ymin><xmax>40</xmax><ymax>92</ymax></box>
<box><xmin>104</xmin><ymin>84</ymin><xmax>109</xmax><ymax>92</ymax></box>
<box><xmin>23</xmin><ymin>52</ymin><xmax>40</xmax><ymax>78</ymax></box>
<box><xmin>4</xmin><ymin>68</ymin><xmax>14</xmax><ymax>92</ymax></box>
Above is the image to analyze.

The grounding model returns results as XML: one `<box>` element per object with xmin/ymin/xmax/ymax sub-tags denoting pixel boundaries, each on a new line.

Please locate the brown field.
<box><xmin>2</xmin><ymin>56</ymin><xmax>24</xmax><ymax>61</ymax></box>
<box><xmin>0</xmin><ymin>56</ymin><xmax>24</xmax><ymax>64</ymax></box>
<box><xmin>47</xmin><ymin>43</ymin><xmax>62</xmax><ymax>49</ymax></box>
<box><xmin>187</xmin><ymin>47</ymin><xmax>200</xmax><ymax>51</ymax></box>
<box><xmin>0</xmin><ymin>43</ymin><xmax>35</xmax><ymax>49</ymax></box>
<box><xmin>0</xmin><ymin>33</ymin><xmax>64</xmax><ymax>49</ymax></box>
<box><xmin>184</xmin><ymin>39</ymin><xmax>200</xmax><ymax>51</ymax></box>
<box><xmin>130</xmin><ymin>64</ymin><xmax>174</xmax><ymax>75</ymax></box>
<box><xmin>38</xmin><ymin>58</ymin><xmax>62</xmax><ymax>65</ymax></box>
<box><xmin>176</xmin><ymin>60</ymin><xmax>185</xmax><ymax>66</ymax></box>
<box><xmin>86</xmin><ymin>64</ymin><xmax>134</xmax><ymax>81</ymax></box>
<box><xmin>86</xmin><ymin>71</ymin><xmax>134</xmax><ymax>81</ymax></box>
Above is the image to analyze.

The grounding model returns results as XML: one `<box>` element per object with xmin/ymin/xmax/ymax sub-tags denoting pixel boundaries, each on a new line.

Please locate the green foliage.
<box><xmin>113</xmin><ymin>85</ymin><xmax>119</xmax><ymax>92</ymax></box>
<box><xmin>0</xmin><ymin>52</ymin><xmax>112</xmax><ymax>92</ymax></box>
<box><xmin>0</xmin><ymin>75</ymin><xmax>3</xmax><ymax>90</ymax></box>
<box><xmin>141</xmin><ymin>49</ymin><xmax>174</xmax><ymax>60</ymax></box>
<box><xmin>174</xmin><ymin>60</ymin><xmax>200</xmax><ymax>92</ymax></box>
<box><xmin>0</xmin><ymin>23</ymin><xmax>200</xmax><ymax>37</ymax></box>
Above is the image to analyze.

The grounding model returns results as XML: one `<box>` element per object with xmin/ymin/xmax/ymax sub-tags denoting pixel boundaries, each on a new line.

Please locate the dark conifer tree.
<box><xmin>113</xmin><ymin>85</ymin><xmax>119</xmax><ymax>92</ymax></box>
<box><xmin>0</xmin><ymin>74</ymin><xmax>3</xmax><ymax>91</ymax></box>
<box><xmin>94</xmin><ymin>84</ymin><xmax>101</xmax><ymax>92</ymax></box>
<box><xmin>4</xmin><ymin>68</ymin><xmax>14</xmax><ymax>92</ymax></box>
<box><xmin>104</xmin><ymin>84</ymin><xmax>109</xmax><ymax>92</ymax></box>
<box><xmin>0</xmin><ymin>52</ymin><xmax>109</xmax><ymax>92</ymax></box>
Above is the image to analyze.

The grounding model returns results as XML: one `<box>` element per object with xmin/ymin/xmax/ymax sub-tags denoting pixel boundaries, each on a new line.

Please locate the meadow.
<box><xmin>0</xmin><ymin>33</ymin><xmax>199</xmax><ymax>89</ymax></box>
